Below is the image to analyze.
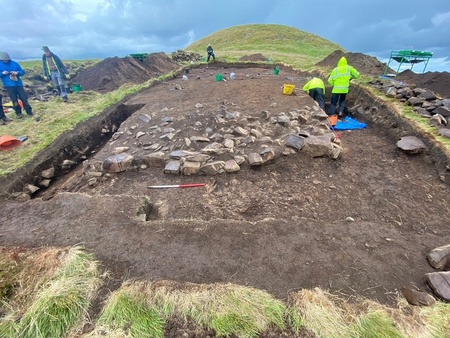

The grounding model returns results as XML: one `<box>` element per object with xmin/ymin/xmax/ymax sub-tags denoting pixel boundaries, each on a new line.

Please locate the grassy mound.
<box><xmin>186</xmin><ymin>24</ymin><xmax>343</xmax><ymax>69</ymax></box>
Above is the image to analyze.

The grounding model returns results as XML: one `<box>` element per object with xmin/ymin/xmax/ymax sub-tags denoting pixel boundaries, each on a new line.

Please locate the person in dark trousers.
<box><xmin>303</xmin><ymin>77</ymin><xmax>326</xmax><ymax>110</ymax></box>
<box><xmin>0</xmin><ymin>51</ymin><xmax>33</xmax><ymax>118</ymax></box>
<box><xmin>206</xmin><ymin>44</ymin><xmax>215</xmax><ymax>62</ymax></box>
<box><xmin>42</xmin><ymin>46</ymin><xmax>69</xmax><ymax>102</ymax></box>
<box><xmin>327</xmin><ymin>56</ymin><xmax>360</xmax><ymax>117</ymax></box>
<box><xmin>0</xmin><ymin>94</ymin><xmax>12</xmax><ymax>124</ymax></box>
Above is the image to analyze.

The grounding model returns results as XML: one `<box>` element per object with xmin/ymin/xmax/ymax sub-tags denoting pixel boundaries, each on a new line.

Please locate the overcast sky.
<box><xmin>2</xmin><ymin>0</ymin><xmax>450</xmax><ymax>72</ymax></box>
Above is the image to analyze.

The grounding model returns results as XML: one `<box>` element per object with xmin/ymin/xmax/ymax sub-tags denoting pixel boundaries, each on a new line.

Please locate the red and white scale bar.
<box><xmin>148</xmin><ymin>183</ymin><xmax>206</xmax><ymax>189</ymax></box>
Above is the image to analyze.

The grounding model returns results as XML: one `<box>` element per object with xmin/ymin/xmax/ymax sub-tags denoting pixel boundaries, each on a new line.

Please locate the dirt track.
<box><xmin>1</xmin><ymin>63</ymin><xmax>449</xmax><ymax>308</ymax></box>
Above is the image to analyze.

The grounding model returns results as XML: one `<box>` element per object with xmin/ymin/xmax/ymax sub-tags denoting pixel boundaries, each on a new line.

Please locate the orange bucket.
<box><xmin>0</xmin><ymin>135</ymin><xmax>22</xmax><ymax>151</ymax></box>
<box><xmin>328</xmin><ymin>114</ymin><xmax>338</xmax><ymax>126</ymax></box>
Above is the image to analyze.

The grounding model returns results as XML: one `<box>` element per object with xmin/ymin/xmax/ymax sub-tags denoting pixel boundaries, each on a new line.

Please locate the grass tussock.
<box><xmin>287</xmin><ymin>288</ymin><xmax>450</xmax><ymax>338</ymax></box>
<box><xmin>88</xmin><ymin>290</ymin><xmax>164</xmax><ymax>338</ymax></box>
<box><xmin>0</xmin><ymin>246</ymin><xmax>103</xmax><ymax>338</ymax></box>
<box><xmin>90</xmin><ymin>280</ymin><xmax>286</xmax><ymax>338</ymax></box>
<box><xmin>0</xmin><ymin>71</ymin><xmax>175</xmax><ymax>176</ymax></box>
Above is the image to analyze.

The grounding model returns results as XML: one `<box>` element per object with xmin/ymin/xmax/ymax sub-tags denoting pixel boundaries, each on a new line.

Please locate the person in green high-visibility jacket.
<box><xmin>327</xmin><ymin>56</ymin><xmax>359</xmax><ymax>117</ymax></box>
<box><xmin>303</xmin><ymin>77</ymin><xmax>325</xmax><ymax>110</ymax></box>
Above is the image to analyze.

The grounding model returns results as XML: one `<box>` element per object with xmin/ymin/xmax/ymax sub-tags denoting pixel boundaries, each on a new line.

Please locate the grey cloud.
<box><xmin>1</xmin><ymin>0</ymin><xmax>449</xmax><ymax>71</ymax></box>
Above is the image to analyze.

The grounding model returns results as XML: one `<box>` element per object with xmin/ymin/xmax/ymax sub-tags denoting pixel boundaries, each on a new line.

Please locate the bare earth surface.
<box><xmin>1</xmin><ymin>54</ymin><xmax>450</xmax><ymax>336</ymax></box>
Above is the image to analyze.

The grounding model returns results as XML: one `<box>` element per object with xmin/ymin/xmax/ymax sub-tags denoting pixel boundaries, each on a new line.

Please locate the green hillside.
<box><xmin>186</xmin><ymin>24</ymin><xmax>344</xmax><ymax>69</ymax></box>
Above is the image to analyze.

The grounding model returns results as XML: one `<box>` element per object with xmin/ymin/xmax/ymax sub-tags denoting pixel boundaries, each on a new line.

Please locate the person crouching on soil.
<box><xmin>327</xmin><ymin>56</ymin><xmax>359</xmax><ymax>118</ymax></box>
<box><xmin>303</xmin><ymin>77</ymin><xmax>326</xmax><ymax>110</ymax></box>
<box><xmin>42</xmin><ymin>46</ymin><xmax>69</xmax><ymax>102</ymax></box>
<box><xmin>206</xmin><ymin>44</ymin><xmax>215</xmax><ymax>62</ymax></box>
<box><xmin>0</xmin><ymin>52</ymin><xmax>33</xmax><ymax>118</ymax></box>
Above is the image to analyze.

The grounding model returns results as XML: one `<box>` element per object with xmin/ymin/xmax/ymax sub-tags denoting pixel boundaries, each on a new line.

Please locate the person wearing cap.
<box><xmin>0</xmin><ymin>51</ymin><xmax>33</xmax><ymax>118</ymax></box>
<box><xmin>303</xmin><ymin>77</ymin><xmax>326</xmax><ymax>110</ymax></box>
<box><xmin>41</xmin><ymin>46</ymin><xmax>69</xmax><ymax>102</ymax></box>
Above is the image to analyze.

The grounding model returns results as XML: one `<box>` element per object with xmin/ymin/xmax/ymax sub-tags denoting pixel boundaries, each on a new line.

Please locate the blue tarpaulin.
<box><xmin>333</xmin><ymin>117</ymin><xmax>367</xmax><ymax>131</ymax></box>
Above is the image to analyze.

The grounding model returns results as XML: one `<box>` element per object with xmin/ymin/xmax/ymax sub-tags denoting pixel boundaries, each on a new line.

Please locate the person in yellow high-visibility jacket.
<box><xmin>303</xmin><ymin>77</ymin><xmax>325</xmax><ymax>110</ymax></box>
<box><xmin>328</xmin><ymin>56</ymin><xmax>359</xmax><ymax>117</ymax></box>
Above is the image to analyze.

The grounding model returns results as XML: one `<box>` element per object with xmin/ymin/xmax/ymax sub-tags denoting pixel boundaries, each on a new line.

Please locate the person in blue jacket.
<box><xmin>0</xmin><ymin>52</ymin><xmax>33</xmax><ymax>118</ymax></box>
<box><xmin>42</xmin><ymin>46</ymin><xmax>69</xmax><ymax>102</ymax></box>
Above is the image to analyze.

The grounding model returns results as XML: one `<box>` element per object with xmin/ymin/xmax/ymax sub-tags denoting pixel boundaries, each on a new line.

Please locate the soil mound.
<box><xmin>396</xmin><ymin>69</ymin><xmax>450</xmax><ymax>98</ymax></box>
<box><xmin>72</xmin><ymin>52</ymin><xmax>180</xmax><ymax>93</ymax></box>
<box><xmin>239</xmin><ymin>53</ymin><xmax>269</xmax><ymax>62</ymax></box>
<box><xmin>316</xmin><ymin>50</ymin><xmax>392</xmax><ymax>76</ymax></box>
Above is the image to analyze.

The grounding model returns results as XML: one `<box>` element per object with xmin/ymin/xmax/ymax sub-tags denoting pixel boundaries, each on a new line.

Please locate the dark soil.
<box><xmin>72</xmin><ymin>52</ymin><xmax>181</xmax><ymax>93</ymax></box>
<box><xmin>396</xmin><ymin>69</ymin><xmax>450</xmax><ymax>98</ymax></box>
<box><xmin>1</xmin><ymin>53</ymin><xmax>450</xmax><ymax>337</ymax></box>
<box><xmin>315</xmin><ymin>50</ymin><xmax>393</xmax><ymax>77</ymax></box>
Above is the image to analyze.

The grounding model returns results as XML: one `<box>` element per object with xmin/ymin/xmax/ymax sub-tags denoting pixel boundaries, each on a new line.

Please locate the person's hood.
<box><xmin>337</xmin><ymin>57</ymin><xmax>348</xmax><ymax>67</ymax></box>
<box><xmin>0</xmin><ymin>51</ymin><xmax>11</xmax><ymax>61</ymax></box>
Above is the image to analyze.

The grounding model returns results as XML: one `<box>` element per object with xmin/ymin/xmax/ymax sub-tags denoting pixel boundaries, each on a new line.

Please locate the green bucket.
<box><xmin>72</xmin><ymin>84</ymin><xmax>82</xmax><ymax>92</ymax></box>
<box><xmin>273</xmin><ymin>67</ymin><xmax>280</xmax><ymax>75</ymax></box>
<box><xmin>215</xmin><ymin>74</ymin><xmax>223</xmax><ymax>81</ymax></box>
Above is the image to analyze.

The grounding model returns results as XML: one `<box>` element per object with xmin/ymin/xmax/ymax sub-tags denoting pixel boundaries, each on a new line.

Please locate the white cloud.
<box><xmin>431</xmin><ymin>11</ymin><xmax>450</xmax><ymax>26</ymax></box>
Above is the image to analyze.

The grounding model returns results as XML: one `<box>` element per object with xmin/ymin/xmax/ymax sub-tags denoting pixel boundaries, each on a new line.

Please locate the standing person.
<box><xmin>303</xmin><ymin>77</ymin><xmax>325</xmax><ymax>110</ymax></box>
<box><xmin>206</xmin><ymin>44</ymin><xmax>215</xmax><ymax>62</ymax></box>
<box><xmin>0</xmin><ymin>94</ymin><xmax>12</xmax><ymax>124</ymax></box>
<box><xmin>42</xmin><ymin>46</ymin><xmax>69</xmax><ymax>102</ymax></box>
<box><xmin>327</xmin><ymin>56</ymin><xmax>359</xmax><ymax>117</ymax></box>
<box><xmin>0</xmin><ymin>52</ymin><xmax>33</xmax><ymax>118</ymax></box>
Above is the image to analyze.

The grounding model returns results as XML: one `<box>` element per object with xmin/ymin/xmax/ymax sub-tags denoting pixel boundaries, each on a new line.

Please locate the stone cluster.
<box><xmin>82</xmin><ymin>102</ymin><xmax>342</xmax><ymax>182</ymax></box>
<box><xmin>370</xmin><ymin>79</ymin><xmax>450</xmax><ymax>138</ymax></box>
<box><xmin>402</xmin><ymin>244</ymin><xmax>450</xmax><ymax>306</ymax></box>
<box><xmin>171</xmin><ymin>50</ymin><xmax>203</xmax><ymax>62</ymax></box>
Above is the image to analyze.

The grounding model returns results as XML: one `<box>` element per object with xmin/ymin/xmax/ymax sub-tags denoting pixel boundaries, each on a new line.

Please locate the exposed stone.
<box><xmin>181</xmin><ymin>161</ymin><xmax>201</xmax><ymax>175</ymax></box>
<box><xmin>428</xmin><ymin>244</ymin><xmax>450</xmax><ymax>270</ymax></box>
<box><xmin>102</xmin><ymin>154</ymin><xmax>134</xmax><ymax>173</ymax></box>
<box><xmin>426</xmin><ymin>271</ymin><xmax>450</xmax><ymax>301</ymax></box>
<box><xmin>248</xmin><ymin>153</ymin><xmax>263</xmax><ymax>166</ymax></box>
<box><xmin>113</xmin><ymin>147</ymin><xmax>129</xmax><ymax>154</ymax></box>
<box><xmin>402</xmin><ymin>287</ymin><xmax>436</xmax><ymax>306</ymax></box>
<box><xmin>285</xmin><ymin>134</ymin><xmax>305</xmax><ymax>150</ymax></box>
<box><xmin>385</xmin><ymin>87</ymin><xmax>397</xmax><ymax>98</ymax></box>
<box><xmin>407</xmin><ymin>97</ymin><xmax>425</xmax><ymax>106</ymax></box>
<box><xmin>234</xmin><ymin>155</ymin><xmax>246</xmax><ymax>165</ymax></box>
<box><xmin>200</xmin><ymin>161</ymin><xmax>225</xmax><ymax>175</ymax></box>
<box><xmin>224</xmin><ymin>159</ymin><xmax>240</xmax><ymax>173</ymax></box>
<box><xmin>62</xmin><ymin>159</ymin><xmax>76</xmax><ymax>169</ymax></box>
<box><xmin>303</xmin><ymin>135</ymin><xmax>333</xmax><ymax>158</ymax></box>
<box><xmin>164</xmin><ymin>160</ymin><xmax>181</xmax><ymax>174</ymax></box>
<box><xmin>223</xmin><ymin>139</ymin><xmax>234</xmax><ymax>148</ymax></box>
<box><xmin>26</xmin><ymin>184</ymin><xmax>40</xmax><ymax>194</ymax></box>
<box><xmin>41</xmin><ymin>167</ymin><xmax>55</xmax><ymax>179</ymax></box>
<box><xmin>39</xmin><ymin>179</ymin><xmax>51</xmax><ymax>188</ymax></box>
<box><xmin>396</xmin><ymin>136</ymin><xmax>427</xmax><ymax>154</ymax></box>
<box><xmin>260</xmin><ymin>147</ymin><xmax>276</xmax><ymax>163</ymax></box>
<box><xmin>429</xmin><ymin>114</ymin><xmax>447</xmax><ymax>127</ymax></box>
<box><xmin>136</xmin><ymin>131</ymin><xmax>146</xmax><ymax>138</ymax></box>
<box><xmin>170</xmin><ymin>150</ymin><xmax>197</xmax><ymax>159</ymax></box>
<box><xmin>438</xmin><ymin>128</ymin><xmax>450</xmax><ymax>138</ymax></box>
<box><xmin>190</xmin><ymin>136</ymin><xmax>210</xmax><ymax>142</ymax></box>
<box><xmin>139</xmin><ymin>114</ymin><xmax>152</xmax><ymax>123</ymax></box>
<box><xmin>432</xmin><ymin>106</ymin><xmax>450</xmax><ymax>117</ymax></box>
<box><xmin>185</xmin><ymin>154</ymin><xmax>211</xmax><ymax>163</ymax></box>
<box><xmin>234</xmin><ymin>126</ymin><xmax>249</xmax><ymax>136</ymax></box>
<box><xmin>418</xmin><ymin>89</ymin><xmax>437</xmax><ymax>101</ymax></box>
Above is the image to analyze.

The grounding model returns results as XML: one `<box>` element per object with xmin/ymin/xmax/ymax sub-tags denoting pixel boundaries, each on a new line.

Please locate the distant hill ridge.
<box><xmin>186</xmin><ymin>24</ymin><xmax>344</xmax><ymax>69</ymax></box>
